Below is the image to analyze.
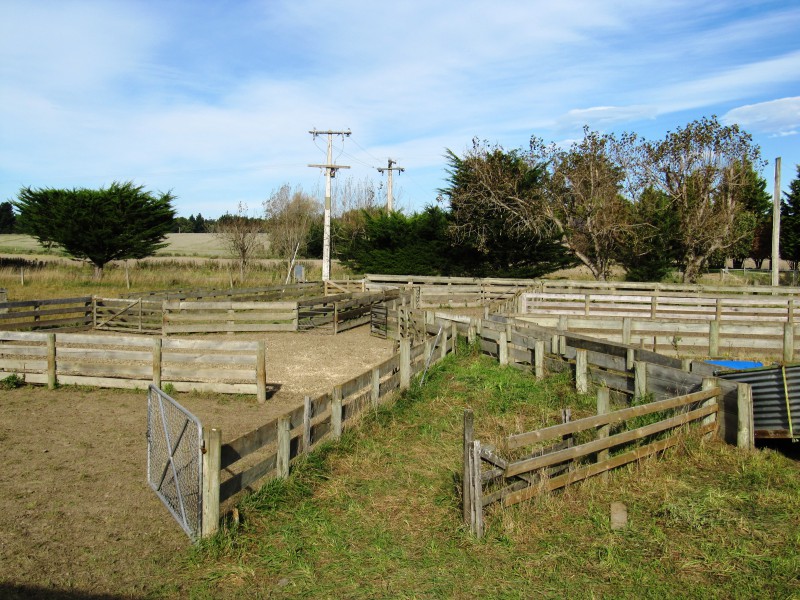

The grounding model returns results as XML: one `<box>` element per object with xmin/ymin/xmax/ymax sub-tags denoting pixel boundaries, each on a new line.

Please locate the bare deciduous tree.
<box><xmin>264</xmin><ymin>185</ymin><xmax>321</xmax><ymax>283</ymax></box>
<box><xmin>444</xmin><ymin>129</ymin><xmax>638</xmax><ymax>280</ymax></box>
<box><xmin>642</xmin><ymin>116</ymin><xmax>764</xmax><ymax>282</ymax></box>
<box><xmin>213</xmin><ymin>202</ymin><xmax>264</xmax><ymax>284</ymax></box>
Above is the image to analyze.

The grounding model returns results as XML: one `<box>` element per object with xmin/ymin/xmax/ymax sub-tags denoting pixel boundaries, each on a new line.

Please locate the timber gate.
<box><xmin>146</xmin><ymin>384</ymin><xmax>203</xmax><ymax>540</ymax></box>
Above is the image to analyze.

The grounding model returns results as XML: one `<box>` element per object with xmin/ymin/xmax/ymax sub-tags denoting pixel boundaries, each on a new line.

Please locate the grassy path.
<box><xmin>179</xmin><ymin>348</ymin><xmax>800</xmax><ymax>599</ymax></box>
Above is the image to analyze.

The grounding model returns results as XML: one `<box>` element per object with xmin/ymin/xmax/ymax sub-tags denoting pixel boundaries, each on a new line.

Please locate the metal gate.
<box><xmin>147</xmin><ymin>384</ymin><xmax>203</xmax><ymax>540</ymax></box>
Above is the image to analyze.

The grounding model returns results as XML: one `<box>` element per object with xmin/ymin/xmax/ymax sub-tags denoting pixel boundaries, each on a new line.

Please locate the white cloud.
<box><xmin>723</xmin><ymin>97</ymin><xmax>800</xmax><ymax>138</ymax></box>
<box><xmin>555</xmin><ymin>105</ymin><xmax>659</xmax><ymax>131</ymax></box>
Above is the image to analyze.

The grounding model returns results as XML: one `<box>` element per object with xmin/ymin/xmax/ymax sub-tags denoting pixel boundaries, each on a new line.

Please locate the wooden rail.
<box><xmin>520</xmin><ymin>291</ymin><xmax>799</xmax><ymax>322</ymax></box>
<box><xmin>124</xmin><ymin>282</ymin><xmax>324</xmax><ymax>302</ymax></box>
<box><xmin>0</xmin><ymin>332</ymin><xmax>268</xmax><ymax>399</ymax></box>
<box><xmin>0</xmin><ymin>296</ymin><xmax>93</xmax><ymax>331</ymax></box>
<box><xmin>515</xmin><ymin>314</ymin><xmax>798</xmax><ymax>361</ymax></box>
<box><xmin>164</xmin><ymin>300</ymin><xmax>299</xmax><ymax>334</ymax></box>
<box><xmin>364</xmin><ymin>274</ymin><xmax>533</xmax><ymax>308</ymax></box>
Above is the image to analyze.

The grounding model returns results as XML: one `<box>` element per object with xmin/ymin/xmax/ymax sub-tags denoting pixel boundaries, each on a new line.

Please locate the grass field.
<box><xmin>176</xmin><ymin>347</ymin><xmax>800</xmax><ymax>599</ymax></box>
<box><xmin>0</xmin><ymin>233</ymin><xmax>239</xmax><ymax>258</ymax></box>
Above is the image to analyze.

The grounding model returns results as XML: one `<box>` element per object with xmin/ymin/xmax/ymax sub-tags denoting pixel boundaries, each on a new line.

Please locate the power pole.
<box><xmin>771</xmin><ymin>157</ymin><xmax>782</xmax><ymax>287</ymax></box>
<box><xmin>377</xmin><ymin>158</ymin><xmax>404</xmax><ymax>212</ymax></box>
<box><xmin>308</xmin><ymin>128</ymin><xmax>351</xmax><ymax>281</ymax></box>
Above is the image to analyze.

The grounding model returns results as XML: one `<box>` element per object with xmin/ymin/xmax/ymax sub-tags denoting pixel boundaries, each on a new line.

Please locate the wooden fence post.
<box><xmin>470</xmin><ymin>439</ymin><xmax>484</xmax><ymax>538</ymax></box>
<box><xmin>277</xmin><ymin>417</ymin><xmax>291</xmax><ymax>478</ymax></box>
<box><xmin>551</xmin><ymin>334</ymin><xmax>559</xmax><ymax>355</ymax></box>
<box><xmin>737</xmin><ymin>383</ymin><xmax>753</xmax><ymax>449</ymax></box>
<box><xmin>534</xmin><ymin>339</ymin><xmax>545</xmax><ymax>380</ymax></box>
<box><xmin>709</xmin><ymin>320</ymin><xmax>720</xmax><ymax>357</ymax></box>
<box><xmin>202</xmin><ymin>427</ymin><xmax>222</xmax><ymax>538</ymax></box>
<box><xmin>576</xmin><ymin>348</ymin><xmax>588</xmax><ymax>394</ymax></box>
<box><xmin>499</xmin><ymin>330</ymin><xmax>508</xmax><ymax>365</ymax></box>
<box><xmin>622</xmin><ymin>317</ymin><xmax>631</xmax><ymax>345</ymax></box>
<box><xmin>371</xmin><ymin>366</ymin><xmax>380</xmax><ymax>408</ymax></box>
<box><xmin>597</xmin><ymin>387</ymin><xmax>611</xmax><ymax>467</ymax></box>
<box><xmin>47</xmin><ymin>333</ymin><xmax>56</xmax><ymax>390</ymax></box>
<box><xmin>400</xmin><ymin>339</ymin><xmax>411</xmax><ymax>389</ymax></box>
<box><xmin>468</xmin><ymin>320</ymin><xmax>476</xmax><ymax>344</ymax></box>
<box><xmin>634</xmin><ymin>361</ymin><xmax>647</xmax><ymax>399</ymax></box>
<box><xmin>333</xmin><ymin>302</ymin><xmax>339</xmax><ymax>335</ymax></box>
<box><xmin>462</xmin><ymin>409</ymin><xmax>473</xmax><ymax>525</ymax></box>
<box><xmin>153</xmin><ymin>338</ymin><xmax>162</xmax><ymax>388</ymax></box>
<box><xmin>701</xmin><ymin>377</ymin><xmax>718</xmax><ymax>435</ymax></box>
<box><xmin>783</xmin><ymin>322</ymin><xmax>794</xmax><ymax>363</ymax></box>
<box><xmin>626</xmin><ymin>348</ymin><xmax>635</xmax><ymax>371</ymax></box>
<box><xmin>256</xmin><ymin>341</ymin><xmax>267</xmax><ymax>404</ymax></box>
<box><xmin>451</xmin><ymin>322</ymin><xmax>458</xmax><ymax>355</ymax></box>
<box><xmin>303</xmin><ymin>396</ymin><xmax>312</xmax><ymax>452</ymax></box>
<box><xmin>332</xmin><ymin>385</ymin><xmax>343</xmax><ymax>439</ymax></box>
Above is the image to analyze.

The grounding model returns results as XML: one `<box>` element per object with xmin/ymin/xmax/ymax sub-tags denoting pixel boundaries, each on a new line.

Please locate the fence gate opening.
<box><xmin>147</xmin><ymin>384</ymin><xmax>203</xmax><ymax>541</ymax></box>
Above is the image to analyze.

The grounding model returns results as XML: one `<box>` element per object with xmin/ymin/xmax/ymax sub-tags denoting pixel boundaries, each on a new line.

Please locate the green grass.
<box><xmin>175</xmin><ymin>348</ymin><xmax>800</xmax><ymax>599</ymax></box>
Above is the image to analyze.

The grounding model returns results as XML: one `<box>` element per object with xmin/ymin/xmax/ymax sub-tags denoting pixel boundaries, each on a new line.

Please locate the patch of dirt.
<box><xmin>0</xmin><ymin>326</ymin><xmax>394</xmax><ymax>598</ymax></box>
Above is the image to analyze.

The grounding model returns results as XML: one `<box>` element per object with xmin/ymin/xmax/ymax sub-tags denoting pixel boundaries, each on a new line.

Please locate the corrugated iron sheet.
<box><xmin>717</xmin><ymin>364</ymin><xmax>800</xmax><ymax>439</ymax></box>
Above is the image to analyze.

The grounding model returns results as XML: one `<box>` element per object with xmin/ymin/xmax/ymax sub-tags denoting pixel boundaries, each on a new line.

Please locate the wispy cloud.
<box><xmin>1</xmin><ymin>0</ymin><xmax>798</xmax><ymax>214</ymax></box>
<box><xmin>723</xmin><ymin>97</ymin><xmax>800</xmax><ymax>138</ymax></box>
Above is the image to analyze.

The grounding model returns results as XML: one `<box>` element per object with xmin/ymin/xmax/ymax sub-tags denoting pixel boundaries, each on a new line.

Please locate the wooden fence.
<box><xmin>0</xmin><ymin>296</ymin><xmax>93</xmax><ymax>331</ymax></box>
<box><xmin>364</xmin><ymin>274</ymin><xmax>533</xmax><ymax>308</ymax></box>
<box><xmin>94</xmin><ymin>297</ymin><xmax>163</xmax><ymax>333</ymax></box>
<box><xmin>200</xmin><ymin>323</ymin><xmax>460</xmax><ymax>536</ymax></box>
<box><xmin>463</xmin><ymin>384</ymin><xmax>720</xmax><ymax>536</ymax></box>
<box><xmin>394</xmin><ymin>310</ymin><xmax>749</xmax><ymax>451</ymax></box>
<box><xmin>0</xmin><ymin>332</ymin><xmax>269</xmax><ymax>399</ymax></box>
<box><xmin>163</xmin><ymin>301</ymin><xmax>299</xmax><ymax>334</ymax></box>
<box><xmin>519</xmin><ymin>291</ymin><xmax>799</xmax><ymax>321</ymax></box>
<box><xmin>124</xmin><ymin>282</ymin><xmax>325</xmax><ymax>302</ymax></box>
<box><xmin>325</xmin><ymin>279</ymin><xmax>367</xmax><ymax>295</ymax></box>
<box><xmin>535</xmin><ymin>280</ymin><xmax>800</xmax><ymax>298</ymax></box>
<box><xmin>515</xmin><ymin>314</ymin><xmax>798</xmax><ymax>361</ymax></box>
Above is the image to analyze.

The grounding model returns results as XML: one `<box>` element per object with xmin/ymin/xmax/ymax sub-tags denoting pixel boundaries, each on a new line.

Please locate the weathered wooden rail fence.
<box><xmin>0</xmin><ymin>332</ymin><xmax>269</xmax><ymax>399</ymax></box>
<box><xmin>199</xmin><ymin>324</ymin><xmax>459</xmax><ymax>537</ymax></box>
<box><xmin>0</xmin><ymin>286</ymin><xmax>400</xmax><ymax>336</ymax></box>
<box><xmin>463</xmin><ymin>384</ymin><xmax>721</xmax><ymax>536</ymax></box>
<box><xmin>363</xmin><ymin>274</ymin><xmax>534</xmax><ymax>308</ymax></box>
<box><xmin>0</xmin><ymin>296</ymin><xmax>93</xmax><ymax>331</ymax></box>
<box><xmin>515</xmin><ymin>287</ymin><xmax>800</xmax><ymax>360</ymax></box>
<box><xmin>372</xmin><ymin>307</ymin><xmax>754</xmax><ymax>536</ymax></box>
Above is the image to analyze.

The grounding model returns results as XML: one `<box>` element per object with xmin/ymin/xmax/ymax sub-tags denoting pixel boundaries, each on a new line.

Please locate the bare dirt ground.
<box><xmin>0</xmin><ymin>327</ymin><xmax>394</xmax><ymax>599</ymax></box>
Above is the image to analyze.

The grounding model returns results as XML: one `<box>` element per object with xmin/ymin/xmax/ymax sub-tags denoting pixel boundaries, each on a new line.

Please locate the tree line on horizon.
<box><xmin>5</xmin><ymin>116</ymin><xmax>800</xmax><ymax>283</ymax></box>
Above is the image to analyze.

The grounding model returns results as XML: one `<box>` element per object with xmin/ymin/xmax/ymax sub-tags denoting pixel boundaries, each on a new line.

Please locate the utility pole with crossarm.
<box><xmin>377</xmin><ymin>158</ymin><xmax>404</xmax><ymax>212</ymax></box>
<box><xmin>308</xmin><ymin>128</ymin><xmax>351</xmax><ymax>281</ymax></box>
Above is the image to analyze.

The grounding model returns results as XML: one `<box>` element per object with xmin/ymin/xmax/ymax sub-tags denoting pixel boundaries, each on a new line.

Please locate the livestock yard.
<box><xmin>1</xmin><ymin>260</ymin><xmax>798</xmax><ymax>598</ymax></box>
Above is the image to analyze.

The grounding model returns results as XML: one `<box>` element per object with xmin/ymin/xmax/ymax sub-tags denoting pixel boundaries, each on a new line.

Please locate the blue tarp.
<box><xmin>705</xmin><ymin>359</ymin><xmax>764</xmax><ymax>370</ymax></box>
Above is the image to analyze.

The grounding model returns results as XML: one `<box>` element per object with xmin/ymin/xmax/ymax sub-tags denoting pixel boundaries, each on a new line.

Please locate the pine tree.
<box><xmin>781</xmin><ymin>165</ymin><xmax>800</xmax><ymax>269</ymax></box>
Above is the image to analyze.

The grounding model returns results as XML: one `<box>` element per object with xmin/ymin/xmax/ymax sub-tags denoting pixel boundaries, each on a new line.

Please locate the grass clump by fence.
<box><xmin>178</xmin><ymin>344</ymin><xmax>800</xmax><ymax>599</ymax></box>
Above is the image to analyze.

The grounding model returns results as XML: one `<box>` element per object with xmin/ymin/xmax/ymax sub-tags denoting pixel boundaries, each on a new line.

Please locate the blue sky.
<box><xmin>1</xmin><ymin>0</ymin><xmax>798</xmax><ymax>218</ymax></box>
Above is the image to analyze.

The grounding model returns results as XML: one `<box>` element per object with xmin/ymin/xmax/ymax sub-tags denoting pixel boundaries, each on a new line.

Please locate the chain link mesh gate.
<box><xmin>147</xmin><ymin>384</ymin><xmax>203</xmax><ymax>541</ymax></box>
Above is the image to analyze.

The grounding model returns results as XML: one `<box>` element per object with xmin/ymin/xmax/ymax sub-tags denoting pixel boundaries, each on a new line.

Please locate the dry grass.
<box><xmin>0</xmin><ymin>258</ymin><xmax>354</xmax><ymax>300</ymax></box>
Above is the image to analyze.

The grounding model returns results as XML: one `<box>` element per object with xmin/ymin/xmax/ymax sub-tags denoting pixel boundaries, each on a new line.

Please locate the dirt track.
<box><xmin>0</xmin><ymin>327</ymin><xmax>394</xmax><ymax>598</ymax></box>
